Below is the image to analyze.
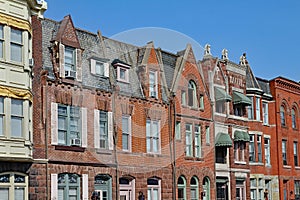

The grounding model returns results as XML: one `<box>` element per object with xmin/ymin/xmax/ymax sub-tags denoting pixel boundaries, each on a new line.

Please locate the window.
<box><xmin>0</xmin><ymin>173</ymin><xmax>27</xmax><ymax>200</ymax></box>
<box><xmin>146</xmin><ymin>120</ymin><xmax>160</xmax><ymax>153</ymax></box>
<box><xmin>11</xmin><ymin>99</ymin><xmax>23</xmax><ymax>137</ymax></box>
<box><xmin>234</xmin><ymin>142</ymin><xmax>245</xmax><ymax>162</ymax></box>
<box><xmin>294</xmin><ymin>142</ymin><xmax>298</xmax><ymax>166</ymax></box>
<box><xmin>117</xmin><ymin>67</ymin><xmax>129</xmax><ymax>82</ymax></box>
<box><xmin>234</xmin><ymin>104</ymin><xmax>244</xmax><ymax>117</ymax></box>
<box><xmin>0</xmin><ymin>25</ymin><xmax>3</xmax><ymax>58</ymax></box>
<box><xmin>203</xmin><ymin>177</ymin><xmax>210</xmax><ymax>200</ymax></box>
<box><xmin>64</xmin><ymin>46</ymin><xmax>76</xmax><ymax>77</ymax></box>
<box><xmin>147</xmin><ymin>178</ymin><xmax>161</xmax><ymax>200</ymax></box>
<box><xmin>216</xmin><ymin>101</ymin><xmax>225</xmax><ymax>114</ymax></box>
<box><xmin>181</xmin><ymin>91</ymin><xmax>186</xmax><ymax>106</ymax></box>
<box><xmin>247</xmin><ymin>96</ymin><xmax>254</xmax><ymax>119</ymax></box>
<box><xmin>94</xmin><ymin>174</ymin><xmax>112</xmax><ymax>200</ymax></box>
<box><xmin>250</xmin><ymin>178</ymin><xmax>264</xmax><ymax>200</ymax></box>
<box><xmin>185</xmin><ymin>124</ymin><xmax>193</xmax><ymax>157</ymax></box>
<box><xmin>280</xmin><ymin>106</ymin><xmax>286</xmax><ymax>126</ymax></box>
<box><xmin>149</xmin><ymin>71</ymin><xmax>158</xmax><ymax>98</ymax></box>
<box><xmin>122</xmin><ymin>116</ymin><xmax>131</xmax><ymax>151</ymax></box>
<box><xmin>216</xmin><ymin>179</ymin><xmax>228</xmax><ymax>200</ymax></box>
<box><xmin>295</xmin><ymin>180</ymin><xmax>300</xmax><ymax>200</ymax></box>
<box><xmin>190</xmin><ymin>177</ymin><xmax>199</xmax><ymax>200</ymax></box>
<box><xmin>175</xmin><ymin>121</ymin><xmax>181</xmax><ymax>140</ymax></box>
<box><xmin>194</xmin><ymin>125</ymin><xmax>201</xmax><ymax>158</ymax></box>
<box><xmin>236</xmin><ymin>180</ymin><xmax>245</xmax><ymax>200</ymax></box>
<box><xmin>262</xmin><ymin>102</ymin><xmax>269</xmax><ymax>125</ymax></box>
<box><xmin>91</xmin><ymin>59</ymin><xmax>109</xmax><ymax>77</ymax></box>
<box><xmin>0</xmin><ymin>97</ymin><xmax>3</xmax><ymax>136</ymax></box>
<box><xmin>96</xmin><ymin>61</ymin><xmax>105</xmax><ymax>76</ymax></box>
<box><xmin>199</xmin><ymin>94</ymin><xmax>204</xmax><ymax>109</ymax></box>
<box><xmin>282</xmin><ymin>140</ymin><xmax>287</xmax><ymax>165</ymax></box>
<box><xmin>205</xmin><ymin>126</ymin><xmax>210</xmax><ymax>144</ymax></box>
<box><xmin>58</xmin><ymin>173</ymin><xmax>80</xmax><ymax>200</ymax></box>
<box><xmin>216</xmin><ymin>147</ymin><xmax>227</xmax><ymax>164</ymax></box>
<box><xmin>119</xmin><ymin>177</ymin><xmax>135</xmax><ymax>200</ymax></box>
<box><xmin>264</xmin><ymin>138</ymin><xmax>270</xmax><ymax>166</ymax></box>
<box><xmin>249</xmin><ymin>135</ymin><xmax>255</xmax><ymax>162</ymax></box>
<box><xmin>177</xmin><ymin>176</ymin><xmax>186</xmax><ymax>200</ymax></box>
<box><xmin>58</xmin><ymin>105</ymin><xmax>81</xmax><ymax>146</ymax></box>
<box><xmin>292</xmin><ymin>108</ymin><xmax>297</xmax><ymax>129</ymax></box>
<box><xmin>257</xmin><ymin>135</ymin><xmax>262</xmax><ymax>162</ymax></box>
<box><xmin>256</xmin><ymin>97</ymin><xmax>261</xmax><ymax>121</ymax></box>
<box><xmin>10</xmin><ymin>28</ymin><xmax>23</xmax><ymax>62</ymax></box>
<box><xmin>188</xmin><ymin>81</ymin><xmax>198</xmax><ymax>107</ymax></box>
<box><xmin>99</xmin><ymin>111</ymin><xmax>108</xmax><ymax>149</ymax></box>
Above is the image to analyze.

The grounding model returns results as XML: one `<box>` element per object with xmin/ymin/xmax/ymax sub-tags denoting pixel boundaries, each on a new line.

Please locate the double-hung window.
<box><xmin>64</xmin><ymin>46</ymin><xmax>76</xmax><ymax>78</ymax></box>
<box><xmin>255</xmin><ymin>97</ymin><xmax>260</xmax><ymax>121</ymax></box>
<box><xmin>147</xmin><ymin>178</ymin><xmax>161</xmax><ymax>200</ymax></box>
<box><xmin>205</xmin><ymin>126</ymin><xmax>210</xmax><ymax>144</ymax></box>
<box><xmin>294</xmin><ymin>142</ymin><xmax>299</xmax><ymax>166</ymax></box>
<box><xmin>58</xmin><ymin>173</ymin><xmax>80</xmax><ymax>200</ymax></box>
<box><xmin>0</xmin><ymin>97</ymin><xmax>3</xmax><ymax>136</ymax></box>
<box><xmin>58</xmin><ymin>105</ymin><xmax>81</xmax><ymax>146</ymax></box>
<box><xmin>96</xmin><ymin>61</ymin><xmax>105</xmax><ymax>76</ymax></box>
<box><xmin>99</xmin><ymin>111</ymin><xmax>108</xmax><ymax>149</ymax></box>
<box><xmin>257</xmin><ymin>135</ymin><xmax>262</xmax><ymax>162</ymax></box>
<box><xmin>190</xmin><ymin>177</ymin><xmax>199</xmax><ymax>200</ymax></box>
<box><xmin>295</xmin><ymin>181</ymin><xmax>300</xmax><ymax>200</ymax></box>
<box><xmin>247</xmin><ymin>96</ymin><xmax>254</xmax><ymax>119</ymax></box>
<box><xmin>264</xmin><ymin>138</ymin><xmax>270</xmax><ymax>166</ymax></box>
<box><xmin>280</xmin><ymin>106</ymin><xmax>286</xmax><ymax>126</ymax></box>
<box><xmin>10</xmin><ymin>28</ymin><xmax>23</xmax><ymax>62</ymax></box>
<box><xmin>282</xmin><ymin>140</ymin><xmax>287</xmax><ymax>165</ymax></box>
<box><xmin>122</xmin><ymin>115</ymin><xmax>131</xmax><ymax>151</ymax></box>
<box><xmin>0</xmin><ymin>25</ymin><xmax>3</xmax><ymax>58</ymax></box>
<box><xmin>188</xmin><ymin>81</ymin><xmax>197</xmax><ymax>107</ymax></box>
<box><xmin>292</xmin><ymin>108</ymin><xmax>297</xmax><ymax>129</ymax></box>
<box><xmin>185</xmin><ymin>124</ymin><xmax>193</xmax><ymax>157</ymax></box>
<box><xmin>149</xmin><ymin>71</ymin><xmax>158</xmax><ymax>98</ymax></box>
<box><xmin>146</xmin><ymin>120</ymin><xmax>160</xmax><ymax>153</ymax></box>
<box><xmin>194</xmin><ymin>125</ymin><xmax>201</xmax><ymax>158</ymax></box>
<box><xmin>181</xmin><ymin>91</ymin><xmax>186</xmax><ymax>106</ymax></box>
<box><xmin>262</xmin><ymin>102</ymin><xmax>268</xmax><ymax>125</ymax></box>
<box><xmin>0</xmin><ymin>173</ymin><xmax>27</xmax><ymax>200</ymax></box>
<box><xmin>249</xmin><ymin>135</ymin><xmax>255</xmax><ymax>162</ymax></box>
<box><xmin>11</xmin><ymin>99</ymin><xmax>23</xmax><ymax>137</ymax></box>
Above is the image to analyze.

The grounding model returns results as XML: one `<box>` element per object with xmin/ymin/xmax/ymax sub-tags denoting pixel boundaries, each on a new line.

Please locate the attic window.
<box><xmin>116</xmin><ymin>65</ymin><xmax>130</xmax><ymax>83</ymax></box>
<box><xmin>91</xmin><ymin>59</ymin><xmax>109</xmax><ymax>77</ymax></box>
<box><xmin>64</xmin><ymin>46</ymin><xmax>76</xmax><ymax>78</ymax></box>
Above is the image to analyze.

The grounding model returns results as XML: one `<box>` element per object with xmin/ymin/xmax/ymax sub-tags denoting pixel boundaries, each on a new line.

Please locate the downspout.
<box><xmin>169</xmin><ymin>93</ymin><xmax>176</xmax><ymax>200</ymax></box>
<box><xmin>112</xmin><ymin>84</ymin><xmax>119</xmax><ymax>200</ymax></box>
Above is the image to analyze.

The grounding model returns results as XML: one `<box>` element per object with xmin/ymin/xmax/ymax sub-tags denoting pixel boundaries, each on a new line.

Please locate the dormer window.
<box><xmin>91</xmin><ymin>59</ymin><xmax>109</xmax><ymax>77</ymax></box>
<box><xmin>112</xmin><ymin>60</ymin><xmax>130</xmax><ymax>83</ymax></box>
<box><xmin>64</xmin><ymin>46</ymin><xmax>76</xmax><ymax>78</ymax></box>
<box><xmin>149</xmin><ymin>71</ymin><xmax>158</xmax><ymax>98</ymax></box>
<box><xmin>119</xmin><ymin>68</ymin><xmax>127</xmax><ymax>81</ymax></box>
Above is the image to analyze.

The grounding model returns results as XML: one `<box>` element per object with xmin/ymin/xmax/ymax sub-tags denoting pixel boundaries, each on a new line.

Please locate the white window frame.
<box><xmin>292</xmin><ymin>108</ymin><xmax>297</xmax><ymax>129</ymax></box>
<box><xmin>247</xmin><ymin>96</ymin><xmax>254</xmax><ymax>119</ymax></box>
<box><xmin>177</xmin><ymin>176</ymin><xmax>186</xmax><ymax>200</ymax></box>
<box><xmin>117</xmin><ymin>66</ymin><xmax>129</xmax><ymax>82</ymax></box>
<box><xmin>255</xmin><ymin>97</ymin><xmax>260</xmax><ymax>121</ymax></box>
<box><xmin>262</xmin><ymin>102</ymin><xmax>269</xmax><ymax>125</ymax></box>
<box><xmin>199</xmin><ymin>94</ymin><xmax>204</xmax><ymax>109</ymax></box>
<box><xmin>149</xmin><ymin>70</ymin><xmax>158</xmax><ymax>98</ymax></box>
<box><xmin>234</xmin><ymin>141</ymin><xmax>245</xmax><ymax>162</ymax></box>
<box><xmin>194</xmin><ymin>125</ymin><xmax>201</xmax><ymax>158</ymax></box>
<box><xmin>185</xmin><ymin>124</ymin><xmax>193</xmax><ymax>157</ymax></box>
<box><xmin>264</xmin><ymin>137</ymin><xmax>271</xmax><ymax>166</ymax></box>
<box><xmin>190</xmin><ymin>177</ymin><xmax>199</xmax><ymax>200</ymax></box>
<box><xmin>205</xmin><ymin>126</ymin><xmax>210</xmax><ymax>144</ymax></box>
<box><xmin>119</xmin><ymin>178</ymin><xmax>135</xmax><ymax>200</ymax></box>
<box><xmin>236</xmin><ymin>180</ymin><xmax>246</xmax><ymax>200</ymax></box>
<box><xmin>0</xmin><ymin>97</ymin><xmax>4</xmax><ymax>136</ymax></box>
<box><xmin>146</xmin><ymin>119</ymin><xmax>160</xmax><ymax>154</ymax></box>
<box><xmin>64</xmin><ymin>46</ymin><xmax>76</xmax><ymax>72</ymax></box>
<box><xmin>282</xmin><ymin>140</ymin><xmax>287</xmax><ymax>165</ymax></box>
<box><xmin>0</xmin><ymin>25</ymin><xmax>3</xmax><ymax>59</ymax></box>
<box><xmin>257</xmin><ymin>135</ymin><xmax>262</xmax><ymax>162</ymax></box>
<box><xmin>91</xmin><ymin>59</ymin><xmax>109</xmax><ymax>77</ymax></box>
<box><xmin>11</xmin><ymin>99</ymin><xmax>23</xmax><ymax>138</ymax></box>
<box><xmin>0</xmin><ymin>172</ymin><xmax>28</xmax><ymax>200</ymax></box>
<box><xmin>99</xmin><ymin>111</ymin><xmax>108</xmax><ymax>149</ymax></box>
<box><xmin>249</xmin><ymin>135</ymin><xmax>255</xmax><ymax>162</ymax></box>
<box><xmin>175</xmin><ymin>121</ymin><xmax>181</xmax><ymax>140</ymax></box>
<box><xmin>10</xmin><ymin>27</ymin><xmax>23</xmax><ymax>63</ymax></box>
<box><xmin>57</xmin><ymin>173</ymin><xmax>80</xmax><ymax>200</ymax></box>
<box><xmin>294</xmin><ymin>142</ymin><xmax>298</xmax><ymax>166</ymax></box>
<box><xmin>122</xmin><ymin>115</ymin><xmax>131</xmax><ymax>152</ymax></box>
<box><xmin>181</xmin><ymin>90</ymin><xmax>186</xmax><ymax>106</ymax></box>
<box><xmin>147</xmin><ymin>178</ymin><xmax>161</xmax><ymax>200</ymax></box>
<box><xmin>280</xmin><ymin>106</ymin><xmax>286</xmax><ymax>126</ymax></box>
<box><xmin>188</xmin><ymin>81</ymin><xmax>198</xmax><ymax>108</ymax></box>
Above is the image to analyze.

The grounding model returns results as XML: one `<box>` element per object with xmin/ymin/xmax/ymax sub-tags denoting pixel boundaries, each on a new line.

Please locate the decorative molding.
<box><xmin>0</xmin><ymin>86</ymin><xmax>32</xmax><ymax>101</ymax></box>
<box><xmin>0</xmin><ymin>13</ymin><xmax>32</xmax><ymax>34</ymax></box>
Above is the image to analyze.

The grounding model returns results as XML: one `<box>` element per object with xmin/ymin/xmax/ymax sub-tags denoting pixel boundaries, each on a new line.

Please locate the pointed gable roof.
<box><xmin>53</xmin><ymin>15</ymin><xmax>81</xmax><ymax>49</ymax></box>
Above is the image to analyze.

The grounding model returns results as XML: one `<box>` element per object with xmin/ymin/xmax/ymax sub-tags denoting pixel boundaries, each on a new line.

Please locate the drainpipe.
<box><xmin>169</xmin><ymin>93</ymin><xmax>176</xmax><ymax>200</ymax></box>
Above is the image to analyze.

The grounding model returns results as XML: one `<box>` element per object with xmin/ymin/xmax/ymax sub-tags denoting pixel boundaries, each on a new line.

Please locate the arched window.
<box><xmin>190</xmin><ymin>176</ymin><xmax>199</xmax><ymax>200</ymax></box>
<box><xmin>292</xmin><ymin>108</ymin><xmax>297</xmax><ymax>129</ymax></box>
<box><xmin>177</xmin><ymin>176</ymin><xmax>186</xmax><ymax>200</ymax></box>
<box><xmin>280</xmin><ymin>105</ymin><xmax>286</xmax><ymax>126</ymax></box>
<box><xmin>94</xmin><ymin>174</ymin><xmax>112</xmax><ymax>200</ymax></box>
<box><xmin>0</xmin><ymin>172</ymin><xmax>27</xmax><ymax>199</ymax></box>
<box><xmin>188</xmin><ymin>81</ymin><xmax>198</xmax><ymax>107</ymax></box>
<box><xmin>147</xmin><ymin>177</ymin><xmax>161</xmax><ymax>200</ymax></box>
<box><xmin>58</xmin><ymin>173</ymin><xmax>80</xmax><ymax>199</ymax></box>
<box><xmin>119</xmin><ymin>177</ymin><xmax>135</xmax><ymax>200</ymax></box>
<box><xmin>203</xmin><ymin>177</ymin><xmax>210</xmax><ymax>200</ymax></box>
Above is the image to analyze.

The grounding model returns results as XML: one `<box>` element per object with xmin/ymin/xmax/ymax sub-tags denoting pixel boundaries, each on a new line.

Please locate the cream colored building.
<box><xmin>0</xmin><ymin>0</ymin><xmax>46</xmax><ymax>199</ymax></box>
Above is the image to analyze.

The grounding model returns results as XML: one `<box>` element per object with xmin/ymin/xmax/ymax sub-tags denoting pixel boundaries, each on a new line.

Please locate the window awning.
<box><xmin>233</xmin><ymin>91</ymin><xmax>252</xmax><ymax>105</ymax></box>
<box><xmin>234</xmin><ymin>130</ymin><xmax>250</xmax><ymax>142</ymax></box>
<box><xmin>215</xmin><ymin>132</ymin><xmax>233</xmax><ymax>147</ymax></box>
<box><xmin>215</xmin><ymin>87</ymin><xmax>232</xmax><ymax>102</ymax></box>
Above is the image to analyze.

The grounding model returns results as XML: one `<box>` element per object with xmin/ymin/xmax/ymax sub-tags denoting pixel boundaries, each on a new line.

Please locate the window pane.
<box><xmin>0</xmin><ymin>188</ymin><xmax>9</xmax><ymax>200</ymax></box>
<box><xmin>58</xmin><ymin>189</ymin><xmax>64</xmax><ymax>200</ymax></box>
<box><xmin>0</xmin><ymin>116</ymin><xmax>3</xmax><ymax>136</ymax></box>
<box><xmin>11</xmin><ymin>44</ymin><xmax>22</xmax><ymax>62</ymax></box>
<box><xmin>58</xmin><ymin>131</ymin><xmax>66</xmax><ymax>144</ymax></box>
<box><xmin>146</xmin><ymin>120</ymin><xmax>151</xmax><ymax>137</ymax></box>
<box><xmin>14</xmin><ymin>188</ymin><xmax>24</xmax><ymax>200</ymax></box>
<box><xmin>148</xmin><ymin>189</ymin><xmax>152</xmax><ymax>200</ymax></box>
<box><xmin>153</xmin><ymin>189</ymin><xmax>159</xmax><ymax>200</ymax></box>
<box><xmin>96</xmin><ymin>62</ymin><xmax>104</xmax><ymax>75</ymax></box>
<box><xmin>11</xmin><ymin>99</ymin><xmax>23</xmax><ymax>116</ymax></box>
<box><xmin>122</xmin><ymin>117</ymin><xmax>128</xmax><ymax>133</ymax></box>
<box><xmin>120</xmin><ymin>68</ymin><xmax>126</xmax><ymax>80</ymax></box>
<box><xmin>153</xmin><ymin>138</ymin><xmax>158</xmax><ymax>153</ymax></box>
<box><xmin>122</xmin><ymin>134</ymin><xmax>128</xmax><ymax>150</ymax></box>
<box><xmin>11</xmin><ymin>117</ymin><xmax>22</xmax><ymax>137</ymax></box>
<box><xmin>11</xmin><ymin>29</ymin><xmax>22</xmax><ymax>43</ymax></box>
<box><xmin>0</xmin><ymin>41</ymin><xmax>3</xmax><ymax>58</ymax></box>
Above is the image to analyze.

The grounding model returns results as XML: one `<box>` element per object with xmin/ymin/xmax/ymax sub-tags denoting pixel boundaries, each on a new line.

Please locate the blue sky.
<box><xmin>44</xmin><ymin>0</ymin><xmax>300</xmax><ymax>82</ymax></box>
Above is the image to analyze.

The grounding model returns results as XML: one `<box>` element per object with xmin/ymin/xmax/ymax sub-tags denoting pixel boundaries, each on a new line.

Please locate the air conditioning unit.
<box><xmin>29</xmin><ymin>58</ymin><xmax>34</xmax><ymax>67</ymax></box>
<box><xmin>150</xmin><ymin>91</ymin><xmax>157</xmax><ymax>98</ymax></box>
<box><xmin>65</xmin><ymin>70</ymin><xmax>76</xmax><ymax>78</ymax></box>
<box><xmin>70</xmin><ymin>138</ymin><xmax>81</xmax><ymax>146</ymax></box>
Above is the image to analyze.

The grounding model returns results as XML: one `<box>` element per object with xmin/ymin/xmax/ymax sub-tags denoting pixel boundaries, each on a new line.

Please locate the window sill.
<box><xmin>234</xmin><ymin>161</ymin><xmax>246</xmax><ymax>165</ymax></box>
<box><xmin>55</xmin><ymin>145</ymin><xmax>85</xmax><ymax>152</ymax></box>
<box><xmin>295</xmin><ymin>166</ymin><xmax>300</xmax><ymax>170</ymax></box>
<box><xmin>249</xmin><ymin>162</ymin><xmax>264</xmax><ymax>166</ymax></box>
<box><xmin>96</xmin><ymin>148</ymin><xmax>112</xmax><ymax>155</ymax></box>
<box><xmin>215</xmin><ymin>112</ymin><xmax>226</xmax><ymax>117</ymax></box>
<box><xmin>91</xmin><ymin>73</ymin><xmax>109</xmax><ymax>79</ymax></box>
<box><xmin>283</xmin><ymin>165</ymin><xmax>291</xmax><ymax>169</ymax></box>
<box><xmin>117</xmin><ymin>79</ymin><xmax>129</xmax><ymax>84</ymax></box>
<box><xmin>184</xmin><ymin>156</ymin><xmax>204</xmax><ymax>161</ymax></box>
<box><xmin>145</xmin><ymin>153</ymin><xmax>162</xmax><ymax>157</ymax></box>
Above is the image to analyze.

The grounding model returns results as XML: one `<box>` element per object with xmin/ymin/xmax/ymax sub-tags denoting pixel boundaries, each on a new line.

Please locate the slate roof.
<box><xmin>256</xmin><ymin>77</ymin><xmax>272</xmax><ymax>97</ymax></box>
<box><xmin>161</xmin><ymin>51</ymin><xmax>178</xmax><ymax>90</ymax></box>
<box><xmin>246</xmin><ymin>65</ymin><xmax>261</xmax><ymax>90</ymax></box>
